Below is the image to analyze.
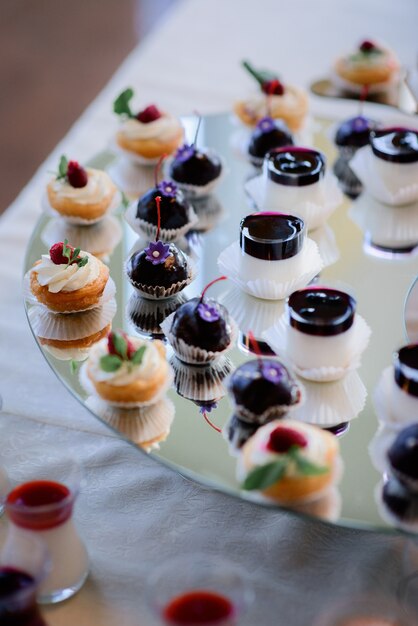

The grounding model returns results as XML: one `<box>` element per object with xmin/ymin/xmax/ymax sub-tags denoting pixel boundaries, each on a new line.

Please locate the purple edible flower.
<box><xmin>144</xmin><ymin>240</ymin><xmax>171</xmax><ymax>265</ymax></box>
<box><xmin>199</xmin><ymin>401</ymin><xmax>218</xmax><ymax>414</ymax></box>
<box><xmin>197</xmin><ymin>302</ymin><xmax>220</xmax><ymax>322</ymax></box>
<box><xmin>261</xmin><ymin>361</ymin><xmax>284</xmax><ymax>384</ymax></box>
<box><xmin>257</xmin><ymin>116</ymin><xmax>276</xmax><ymax>133</ymax></box>
<box><xmin>350</xmin><ymin>116</ymin><xmax>370</xmax><ymax>132</ymax></box>
<box><xmin>175</xmin><ymin>143</ymin><xmax>195</xmax><ymax>163</ymax></box>
<box><xmin>157</xmin><ymin>180</ymin><xmax>178</xmax><ymax>198</ymax></box>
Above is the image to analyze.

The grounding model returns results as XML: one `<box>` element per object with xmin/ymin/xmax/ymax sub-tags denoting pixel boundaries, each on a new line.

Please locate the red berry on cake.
<box><xmin>67</xmin><ymin>160</ymin><xmax>88</xmax><ymax>188</ymax></box>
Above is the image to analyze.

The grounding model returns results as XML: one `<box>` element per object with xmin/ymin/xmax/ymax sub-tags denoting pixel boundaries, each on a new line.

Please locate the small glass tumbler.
<box><xmin>146</xmin><ymin>554</ymin><xmax>253</xmax><ymax>625</ymax></box>
<box><xmin>4</xmin><ymin>454</ymin><xmax>89</xmax><ymax>604</ymax></box>
<box><xmin>0</xmin><ymin>532</ymin><xmax>49</xmax><ymax>625</ymax></box>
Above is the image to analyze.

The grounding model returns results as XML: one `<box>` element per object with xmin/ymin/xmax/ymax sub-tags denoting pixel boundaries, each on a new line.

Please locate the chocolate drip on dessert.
<box><xmin>240</xmin><ymin>213</ymin><xmax>305</xmax><ymax>260</ymax></box>
<box><xmin>370</xmin><ymin>128</ymin><xmax>418</xmax><ymax>163</ymax></box>
<box><xmin>266</xmin><ymin>147</ymin><xmax>325</xmax><ymax>186</ymax></box>
<box><xmin>288</xmin><ymin>288</ymin><xmax>356</xmax><ymax>336</ymax></box>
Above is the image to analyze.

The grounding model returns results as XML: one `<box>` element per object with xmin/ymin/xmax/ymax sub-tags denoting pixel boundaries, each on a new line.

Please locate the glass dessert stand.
<box><xmin>24</xmin><ymin>108</ymin><xmax>418</xmax><ymax>541</ymax></box>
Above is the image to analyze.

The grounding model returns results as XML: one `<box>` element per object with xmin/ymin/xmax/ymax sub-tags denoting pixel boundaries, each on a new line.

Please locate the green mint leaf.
<box><xmin>112</xmin><ymin>332</ymin><xmax>128</xmax><ymax>360</ymax></box>
<box><xmin>292</xmin><ymin>451</ymin><xmax>328</xmax><ymax>477</ymax></box>
<box><xmin>121</xmin><ymin>191</ymin><xmax>129</xmax><ymax>209</ymax></box>
<box><xmin>58</xmin><ymin>155</ymin><xmax>68</xmax><ymax>179</ymax></box>
<box><xmin>113</xmin><ymin>88</ymin><xmax>134</xmax><ymax>118</ymax></box>
<box><xmin>242</xmin><ymin>60</ymin><xmax>277</xmax><ymax>86</ymax></box>
<box><xmin>131</xmin><ymin>345</ymin><xmax>146</xmax><ymax>365</ymax></box>
<box><xmin>72</xmin><ymin>247</ymin><xmax>81</xmax><ymax>260</ymax></box>
<box><xmin>70</xmin><ymin>360</ymin><xmax>79</xmax><ymax>374</ymax></box>
<box><xmin>62</xmin><ymin>239</ymin><xmax>72</xmax><ymax>263</ymax></box>
<box><xmin>242</xmin><ymin>460</ymin><xmax>287</xmax><ymax>491</ymax></box>
<box><xmin>100</xmin><ymin>354</ymin><xmax>122</xmax><ymax>372</ymax></box>
<box><xmin>76</xmin><ymin>256</ymin><xmax>88</xmax><ymax>268</ymax></box>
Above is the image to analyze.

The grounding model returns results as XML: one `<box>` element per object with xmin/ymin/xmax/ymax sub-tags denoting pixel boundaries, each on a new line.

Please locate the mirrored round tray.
<box><xmin>24</xmin><ymin>108</ymin><xmax>418</xmax><ymax>533</ymax></box>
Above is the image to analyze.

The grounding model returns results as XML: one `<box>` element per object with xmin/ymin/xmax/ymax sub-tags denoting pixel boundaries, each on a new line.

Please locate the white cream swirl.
<box><xmin>118</xmin><ymin>114</ymin><xmax>183</xmax><ymax>141</ymax></box>
<box><xmin>34</xmin><ymin>252</ymin><xmax>100</xmax><ymax>293</ymax></box>
<box><xmin>88</xmin><ymin>337</ymin><xmax>162</xmax><ymax>386</ymax></box>
<box><xmin>248</xmin><ymin>420</ymin><xmax>329</xmax><ymax>478</ymax></box>
<box><xmin>49</xmin><ymin>169</ymin><xmax>115</xmax><ymax>204</ymax></box>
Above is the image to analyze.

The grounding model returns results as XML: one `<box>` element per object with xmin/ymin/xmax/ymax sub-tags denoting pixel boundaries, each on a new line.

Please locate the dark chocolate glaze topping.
<box><xmin>228</xmin><ymin>358</ymin><xmax>301</xmax><ymax>420</ymax></box>
<box><xmin>394</xmin><ymin>345</ymin><xmax>418</xmax><ymax>397</ymax></box>
<box><xmin>240</xmin><ymin>212</ymin><xmax>305</xmax><ymax>261</ymax></box>
<box><xmin>382</xmin><ymin>477</ymin><xmax>418</xmax><ymax>521</ymax></box>
<box><xmin>170</xmin><ymin>151</ymin><xmax>222</xmax><ymax>186</ymax></box>
<box><xmin>225</xmin><ymin>414</ymin><xmax>263</xmax><ymax>451</ymax></box>
<box><xmin>127</xmin><ymin>244</ymin><xmax>189</xmax><ymax>288</ymax></box>
<box><xmin>370</xmin><ymin>128</ymin><xmax>418</xmax><ymax>163</ymax></box>
<box><xmin>248</xmin><ymin>121</ymin><xmax>293</xmax><ymax>162</ymax></box>
<box><xmin>388</xmin><ymin>423</ymin><xmax>418</xmax><ymax>486</ymax></box>
<box><xmin>266</xmin><ymin>147</ymin><xmax>326</xmax><ymax>186</ymax></box>
<box><xmin>136</xmin><ymin>188</ymin><xmax>192</xmax><ymax>230</ymax></box>
<box><xmin>171</xmin><ymin>297</ymin><xmax>231</xmax><ymax>352</ymax></box>
<box><xmin>288</xmin><ymin>287</ymin><xmax>356</xmax><ymax>337</ymax></box>
<box><xmin>335</xmin><ymin>116</ymin><xmax>376</xmax><ymax>148</ymax></box>
<box><xmin>323</xmin><ymin>422</ymin><xmax>350</xmax><ymax>437</ymax></box>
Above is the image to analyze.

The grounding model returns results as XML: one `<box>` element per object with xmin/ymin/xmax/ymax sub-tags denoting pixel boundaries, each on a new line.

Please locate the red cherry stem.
<box><xmin>202</xmin><ymin>410</ymin><xmax>222</xmax><ymax>433</ymax></box>
<box><xmin>267</xmin><ymin>80</ymin><xmax>275</xmax><ymax>117</ymax></box>
<box><xmin>154</xmin><ymin>154</ymin><xmax>167</xmax><ymax>188</ymax></box>
<box><xmin>359</xmin><ymin>84</ymin><xmax>369</xmax><ymax>116</ymax></box>
<box><xmin>192</xmin><ymin>114</ymin><xmax>202</xmax><ymax>147</ymax></box>
<box><xmin>248</xmin><ymin>330</ymin><xmax>263</xmax><ymax>372</ymax></box>
<box><xmin>199</xmin><ymin>276</ymin><xmax>227</xmax><ymax>303</ymax></box>
<box><xmin>155</xmin><ymin>195</ymin><xmax>162</xmax><ymax>241</ymax></box>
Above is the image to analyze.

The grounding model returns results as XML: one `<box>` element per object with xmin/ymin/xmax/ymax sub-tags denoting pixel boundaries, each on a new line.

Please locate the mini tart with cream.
<box><xmin>240</xmin><ymin>419</ymin><xmax>339</xmax><ymax>503</ymax></box>
<box><xmin>86</xmin><ymin>330</ymin><xmax>170</xmax><ymax>404</ymax></box>
<box><xmin>30</xmin><ymin>240</ymin><xmax>109</xmax><ymax>313</ymax></box>
<box><xmin>334</xmin><ymin>39</ymin><xmax>399</xmax><ymax>87</ymax></box>
<box><xmin>234</xmin><ymin>60</ymin><xmax>308</xmax><ymax>131</ymax></box>
<box><xmin>113</xmin><ymin>88</ymin><xmax>183</xmax><ymax>159</ymax></box>
<box><xmin>46</xmin><ymin>155</ymin><xmax>117</xmax><ymax>221</ymax></box>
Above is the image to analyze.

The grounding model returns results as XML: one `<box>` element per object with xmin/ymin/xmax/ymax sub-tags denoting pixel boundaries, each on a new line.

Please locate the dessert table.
<box><xmin>1</xmin><ymin>0</ymin><xmax>418</xmax><ymax>623</ymax></box>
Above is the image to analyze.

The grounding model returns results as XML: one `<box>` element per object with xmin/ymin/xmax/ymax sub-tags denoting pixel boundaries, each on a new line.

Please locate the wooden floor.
<box><xmin>0</xmin><ymin>0</ymin><xmax>176</xmax><ymax>214</ymax></box>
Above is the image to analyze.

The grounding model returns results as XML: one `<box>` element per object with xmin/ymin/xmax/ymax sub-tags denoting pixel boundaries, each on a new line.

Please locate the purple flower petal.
<box><xmin>261</xmin><ymin>362</ymin><xmax>285</xmax><ymax>384</ymax></box>
<box><xmin>144</xmin><ymin>240</ymin><xmax>171</xmax><ymax>265</ymax></box>
<box><xmin>175</xmin><ymin>144</ymin><xmax>195</xmax><ymax>163</ymax></box>
<box><xmin>197</xmin><ymin>302</ymin><xmax>220</xmax><ymax>322</ymax></box>
<box><xmin>157</xmin><ymin>180</ymin><xmax>178</xmax><ymax>198</ymax></box>
<box><xmin>256</xmin><ymin>116</ymin><xmax>276</xmax><ymax>133</ymax></box>
<box><xmin>199</xmin><ymin>401</ymin><xmax>218</xmax><ymax>414</ymax></box>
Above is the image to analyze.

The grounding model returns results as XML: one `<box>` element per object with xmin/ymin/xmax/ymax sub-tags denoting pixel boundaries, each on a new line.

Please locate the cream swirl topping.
<box><xmin>118</xmin><ymin>114</ymin><xmax>183</xmax><ymax>141</ymax></box>
<box><xmin>34</xmin><ymin>252</ymin><xmax>100</xmax><ymax>293</ymax></box>
<box><xmin>88</xmin><ymin>337</ymin><xmax>162</xmax><ymax>386</ymax></box>
<box><xmin>49</xmin><ymin>168</ymin><xmax>115</xmax><ymax>204</ymax></box>
<box><xmin>248</xmin><ymin>420</ymin><xmax>329</xmax><ymax>478</ymax></box>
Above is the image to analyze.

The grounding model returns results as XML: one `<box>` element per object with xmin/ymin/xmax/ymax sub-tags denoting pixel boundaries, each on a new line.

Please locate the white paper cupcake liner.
<box><xmin>170</xmin><ymin>355</ymin><xmax>233</xmax><ymax>403</ymax></box>
<box><xmin>217</xmin><ymin>239</ymin><xmax>323</xmax><ymax>301</ymax></box>
<box><xmin>28</xmin><ymin>299</ymin><xmax>116</xmax><ymax>341</ymax></box>
<box><xmin>127</xmin><ymin>292</ymin><xmax>188</xmax><ymax>335</ymax></box>
<box><xmin>244</xmin><ymin>174</ymin><xmax>342</xmax><ymax>231</ymax></box>
<box><xmin>374</xmin><ymin>480</ymin><xmax>418</xmax><ymax>534</ymax></box>
<box><xmin>85</xmin><ymin>395</ymin><xmax>175</xmax><ymax>451</ymax></box>
<box><xmin>125</xmin><ymin>256</ymin><xmax>196</xmax><ymax>301</ymax></box>
<box><xmin>219</xmin><ymin>285</ymin><xmax>284</xmax><ymax>338</ymax></box>
<box><xmin>164</xmin><ymin>154</ymin><xmax>226</xmax><ymax>199</ymax></box>
<box><xmin>79</xmin><ymin>362</ymin><xmax>174</xmax><ymax>409</ymax></box>
<box><xmin>124</xmin><ymin>199</ymin><xmax>197</xmax><ymax>242</ymax></box>
<box><xmin>349</xmin><ymin>192</ymin><xmax>418</xmax><ymax>249</ymax></box>
<box><xmin>41</xmin><ymin>215</ymin><xmax>123</xmax><ymax>259</ymax></box>
<box><xmin>291</xmin><ymin>370</ymin><xmax>367</xmax><ymax>427</ymax></box>
<box><xmin>110</xmin><ymin>139</ymin><xmax>162</xmax><ymax>167</ymax></box>
<box><xmin>23</xmin><ymin>271</ymin><xmax>116</xmax><ymax>314</ymax></box>
<box><xmin>350</xmin><ymin>147</ymin><xmax>418</xmax><ymax>207</ymax></box>
<box><xmin>107</xmin><ymin>157</ymin><xmax>156</xmax><ymax>197</ymax></box>
<box><xmin>41</xmin><ymin>189</ymin><xmax>122</xmax><ymax>225</ymax></box>
<box><xmin>263</xmin><ymin>313</ymin><xmax>371</xmax><ymax>382</ymax></box>
<box><xmin>43</xmin><ymin>345</ymin><xmax>92</xmax><ymax>362</ymax></box>
<box><xmin>309</xmin><ymin>224</ymin><xmax>340</xmax><ymax>269</ymax></box>
<box><xmin>161</xmin><ymin>310</ymin><xmax>238</xmax><ymax>365</ymax></box>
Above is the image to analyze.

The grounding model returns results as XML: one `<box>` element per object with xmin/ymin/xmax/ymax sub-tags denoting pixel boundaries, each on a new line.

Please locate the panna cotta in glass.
<box><xmin>390</xmin><ymin>345</ymin><xmax>418</xmax><ymax>424</ymax></box>
<box><xmin>239</xmin><ymin>212</ymin><xmax>306</xmax><ymax>284</ymax></box>
<box><xmin>285</xmin><ymin>287</ymin><xmax>357</xmax><ymax>370</ymax></box>
<box><xmin>5</xmin><ymin>460</ymin><xmax>89</xmax><ymax>604</ymax></box>
<box><xmin>260</xmin><ymin>147</ymin><xmax>326</xmax><ymax>209</ymax></box>
<box><xmin>370</xmin><ymin>127</ymin><xmax>418</xmax><ymax>192</ymax></box>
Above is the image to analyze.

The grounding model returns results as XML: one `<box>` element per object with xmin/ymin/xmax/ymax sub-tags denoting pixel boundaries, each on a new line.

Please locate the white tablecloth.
<box><xmin>1</xmin><ymin>0</ymin><xmax>418</xmax><ymax>623</ymax></box>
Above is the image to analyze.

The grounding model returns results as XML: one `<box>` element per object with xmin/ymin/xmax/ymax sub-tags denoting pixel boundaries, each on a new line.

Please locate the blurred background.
<box><xmin>0</xmin><ymin>0</ymin><xmax>178</xmax><ymax>214</ymax></box>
